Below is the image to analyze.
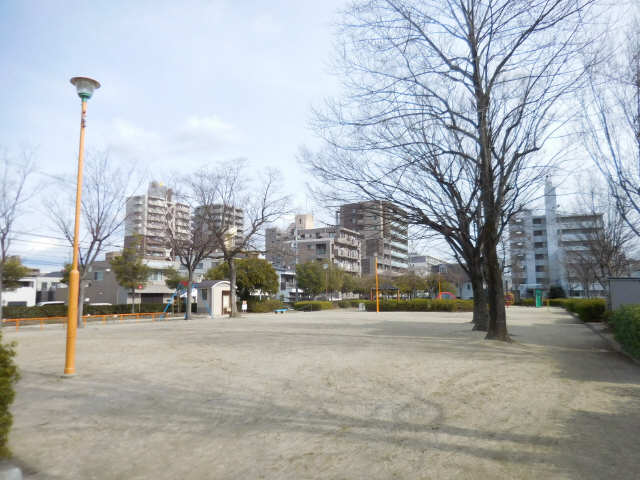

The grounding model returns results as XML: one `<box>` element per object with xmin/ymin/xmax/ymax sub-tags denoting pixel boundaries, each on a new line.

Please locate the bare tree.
<box><xmin>0</xmin><ymin>149</ymin><xmax>34</xmax><ymax>324</ymax></box>
<box><xmin>185</xmin><ymin>160</ymin><xmax>289</xmax><ymax>317</ymax></box>
<box><xmin>307</xmin><ymin>0</ymin><xmax>594</xmax><ymax>339</ymax></box>
<box><xmin>564</xmin><ymin>181</ymin><xmax>635</xmax><ymax>296</ymax></box>
<box><xmin>164</xmin><ymin>191</ymin><xmax>219</xmax><ymax>320</ymax></box>
<box><xmin>48</xmin><ymin>151</ymin><xmax>133</xmax><ymax>327</ymax></box>
<box><xmin>582</xmin><ymin>16</ymin><xmax>640</xmax><ymax>236</ymax></box>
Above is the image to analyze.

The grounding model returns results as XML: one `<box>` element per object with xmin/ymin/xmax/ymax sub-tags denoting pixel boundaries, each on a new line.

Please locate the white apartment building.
<box><xmin>408</xmin><ymin>254</ymin><xmax>446</xmax><ymax>276</ymax></box>
<box><xmin>509</xmin><ymin>179</ymin><xmax>605</xmax><ymax>297</ymax></box>
<box><xmin>125</xmin><ymin>181</ymin><xmax>191</xmax><ymax>259</ymax></box>
<box><xmin>266</xmin><ymin>214</ymin><xmax>362</xmax><ymax>275</ymax></box>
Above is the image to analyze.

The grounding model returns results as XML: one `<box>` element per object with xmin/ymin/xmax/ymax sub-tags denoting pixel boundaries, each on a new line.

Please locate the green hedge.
<box><xmin>610</xmin><ymin>305</ymin><xmax>640</xmax><ymax>359</ymax></box>
<box><xmin>293</xmin><ymin>301</ymin><xmax>335</xmax><ymax>311</ymax></box>
<box><xmin>335</xmin><ymin>299</ymin><xmax>363</xmax><ymax>308</ymax></box>
<box><xmin>559</xmin><ymin>298</ymin><xmax>606</xmax><ymax>322</ymax></box>
<box><xmin>0</xmin><ymin>331</ymin><xmax>19</xmax><ymax>458</ymax></box>
<box><xmin>2</xmin><ymin>303</ymin><xmax>176</xmax><ymax>319</ymax></box>
<box><xmin>363</xmin><ymin>299</ymin><xmax>474</xmax><ymax>312</ymax></box>
<box><xmin>244</xmin><ymin>299</ymin><xmax>284</xmax><ymax>313</ymax></box>
<box><xmin>515</xmin><ymin>299</ymin><xmax>535</xmax><ymax>307</ymax></box>
<box><xmin>517</xmin><ymin>297</ymin><xmax>607</xmax><ymax>322</ymax></box>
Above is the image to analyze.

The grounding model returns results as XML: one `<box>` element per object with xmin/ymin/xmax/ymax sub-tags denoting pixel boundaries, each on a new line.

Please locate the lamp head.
<box><xmin>70</xmin><ymin>76</ymin><xmax>101</xmax><ymax>100</ymax></box>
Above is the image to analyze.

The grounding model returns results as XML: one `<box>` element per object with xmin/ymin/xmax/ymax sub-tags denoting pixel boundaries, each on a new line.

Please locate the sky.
<box><xmin>1</xmin><ymin>1</ymin><xmax>630</xmax><ymax>272</ymax></box>
<box><xmin>0</xmin><ymin>0</ymin><xmax>362</xmax><ymax>271</ymax></box>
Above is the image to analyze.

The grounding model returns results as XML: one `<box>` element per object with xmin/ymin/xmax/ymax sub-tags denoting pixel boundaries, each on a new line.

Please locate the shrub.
<box><xmin>293</xmin><ymin>301</ymin><xmax>335</xmax><ymax>311</ymax></box>
<box><xmin>363</xmin><ymin>299</ymin><xmax>473</xmax><ymax>312</ymax></box>
<box><xmin>2</xmin><ymin>303</ymin><xmax>170</xmax><ymax>319</ymax></box>
<box><xmin>0</xmin><ymin>332</ymin><xmax>19</xmax><ymax>458</ymax></box>
<box><xmin>565</xmin><ymin>299</ymin><xmax>606</xmax><ymax>322</ymax></box>
<box><xmin>610</xmin><ymin>305</ymin><xmax>640</xmax><ymax>359</ymax></box>
<box><xmin>245</xmin><ymin>298</ymin><xmax>283</xmax><ymax>313</ymax></box>
<box><xmin>335</xmin><ymin>299</ymin><xmax>363</xmax><ymax>308</ymax></box>
<box><xmin>515</xmin><ymin>298</ymin><xmax>535</xmax><ymax>307</ymax></box>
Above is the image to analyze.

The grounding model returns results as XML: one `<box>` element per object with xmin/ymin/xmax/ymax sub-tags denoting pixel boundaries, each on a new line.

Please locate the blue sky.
<box><xmin>0</xmin><ymin>0</ymin><xmax>352</xmax><ymax>270</ymax></box>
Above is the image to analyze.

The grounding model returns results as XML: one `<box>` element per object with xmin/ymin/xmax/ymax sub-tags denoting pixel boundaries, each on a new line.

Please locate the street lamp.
<box><xmin>64</xmin><ymin>76</ymin><xmax>100</xmax><ymax>376</ymax></box>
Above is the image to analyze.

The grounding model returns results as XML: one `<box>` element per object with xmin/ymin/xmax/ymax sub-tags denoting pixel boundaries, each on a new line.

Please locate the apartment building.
<box><xmin>338</xmin><ymin>201</ymin><xmax>409</xmax><ymax>275</ymax></box>
<box><xmin>266</xmin><ymin>214</ymin><xmax>362</xmax><ymax>275</ymax></box>
<box><xmin>295</xmin><ymin>226</ymin><xmax>362</xmax><ymax>275</ymax></box>
<box><xmin>124</xmin><ymin>181</ymin><xmax>191</xmax><ymax>259</ymax></box>
<box><xmin>409</xmin><ymin>254</ymin><xmax>446</xmax><ymax>276</ymax></box>
<box><xmin>194</xmin><ymin>204</ymin><xmax>244</xmax><ymax>248</ymax></box>
<box><xmin>509</xmin><ymin>179</ymin><xmax>605</xmax><ymax>297</ymax></box>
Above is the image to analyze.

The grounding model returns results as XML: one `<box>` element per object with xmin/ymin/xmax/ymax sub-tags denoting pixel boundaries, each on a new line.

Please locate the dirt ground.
<box><xmin>5</xmin><ymin>307</ymin><xmax>640</xmax><ymax>479</ymax></box>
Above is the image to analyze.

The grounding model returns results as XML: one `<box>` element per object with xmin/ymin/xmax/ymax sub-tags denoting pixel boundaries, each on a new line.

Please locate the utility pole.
<box><xmin>375</xmin><ymin>254</ymin><xmax>380</xmax><ymax>313</ymax></box>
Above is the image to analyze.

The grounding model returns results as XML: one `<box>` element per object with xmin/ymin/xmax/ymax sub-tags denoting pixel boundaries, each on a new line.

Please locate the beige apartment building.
<box><xmin>266</xmin><ymin>214</ymin><xmax>362</xmax><ymax>275</ymax></box>
<box><xmin>124</xmin><ymin>181</ymin><xmax>191</xmax><ymax>259</ymax></box>
<box><xmin>338</xmin><ymin>201</ymin><xmax>409</xmax><ymax>275</ymax></box>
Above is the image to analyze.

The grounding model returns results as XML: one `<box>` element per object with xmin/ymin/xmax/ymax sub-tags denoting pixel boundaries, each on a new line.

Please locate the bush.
<box><xmin>363</xmin><ymin>299</ymin><xmax>473</xmax><ymax>312</ymax></box>
<box><xmin>2</xmin><ymin>303</ymin><xmax>171</xmax><ymax>319</ymax></box>
<box><xmin>335</xmin><ymin>299</ymin><xmax>362</xmax><ymax>308</ymax></box>
<box><xmin>610</xmin><ymin>305</ymin><xmax>640</xmax><ymax>359</ymax></box>
<box><xmin>562</xmin><ymin>298</ymin><xmax>606</xmax><ymax>322</ymax></box>
<box><xmin>0</xmin><ymin>332</ymin><xmax>19</xmax><ymax>458</ymax></box>
<box><xmin>515</xmin><ymin>298</ymin><xmax>535</xmax><ymax>307</ymax></box>
<box><xmin>245</xmin><ymin>298</ymin><xmax>283</xmax><ymax>313</ymax></box>
<box><xmin>293</xmin><ymin>301</ymin><xmax>335</xmax><ymax>311</ymax></box>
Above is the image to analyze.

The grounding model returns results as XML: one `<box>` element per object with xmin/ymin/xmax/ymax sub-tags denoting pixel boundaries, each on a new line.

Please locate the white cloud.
<box><xmin>175</xmin><ymin>114</ymin><xmax>240</xmax><ymax>152</ymax></box>
<box><xmin>251</xmin><ymin>13</ymin><xmax>282</xmax><ymax>35</ymax></box>
<box><xmin>107</xmin><ymin>114</ymin><xmax>240</xmax><ymax>160</ymax></box>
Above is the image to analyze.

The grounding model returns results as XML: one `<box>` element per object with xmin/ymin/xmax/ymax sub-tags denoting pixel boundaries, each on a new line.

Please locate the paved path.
<box><xmin>5</xmin><ymin>307</ymin><xmax>640</xmax><ymax>479</ymax></box>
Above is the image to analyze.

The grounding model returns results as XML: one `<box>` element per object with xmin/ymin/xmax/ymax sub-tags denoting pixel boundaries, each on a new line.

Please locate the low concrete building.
<box><xmin>2</xmin><ymin>277</ymin><xmax>37</xmax><ymax>306</ymax></box>
<box><xmin>196</xmin><ymin>280</ymin><xmax>231</xmax><ymax>316</ymax></box>
<box><xmin>35</xmin><ymin>271</ymin><xmax>64</xmax><ymax>304</ymax></box>
<box><xmin>55</xmin><ymin>257</ymin><xmax>176</xmax><ymax>306</ymax></box>
<box><xmin>608</xmin><ymin>277</ymin><xmax>640</xmax><ymax>310</ymax></box>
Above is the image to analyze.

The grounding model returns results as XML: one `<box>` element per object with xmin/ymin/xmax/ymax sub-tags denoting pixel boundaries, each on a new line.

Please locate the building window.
<box><xmin>201</xmin><ymin>288</ymin><xmax>208</xmax><ymax>300</ymax></box>
<box><xmin>41</xmin><ymin>282</ymin><xmax>48</xmax><ymax>290</ymax></box>
<box><xmin>533</xmin><ymin>218</ymin><xmax>543</xmax><ymax>224</ymax></box>
<box><xmin>534</xmin><ymin>242</ymin><xmax>545</xmax><ymax>248</ymax></box>
<box><xmin>535</xmin><ymin>265</ymin><xmax>545</xmax><ymax>272</ymax></box>
<box><xmin>535</xmin><ymin>254</ymin><xmax>545</xmax><ymax>260</ymax></box>
<box><xmin>94</xmin><ymin>271</ymin><xmax>104</xmax><ymax>281</ymax></box>
<box><xmin>533</xmin><ymin>230</ymin><xmax>544</xmax><ymax>236</ymax></box>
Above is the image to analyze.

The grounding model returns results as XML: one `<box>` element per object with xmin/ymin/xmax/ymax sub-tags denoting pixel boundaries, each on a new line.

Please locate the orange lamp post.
<box><xmin>64</xmin><ymin>76</ymin><xmax>100</xmax><ymax>376</ymax></box>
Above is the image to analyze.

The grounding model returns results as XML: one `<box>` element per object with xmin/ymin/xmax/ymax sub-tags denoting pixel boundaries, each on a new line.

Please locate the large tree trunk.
<box><xmin>484</xmin><ymin>239</ymin><xmax>508</xmax><ymax>340</ymax></box>
<box><xmin>185</xmin><ymin>272</ymin><xmax>193</xmax><ymax>320</ymax></box>
<box><xmin>470</xmin><ymin>264</ymin><xmax>488</xmax><ymax>331</ymax></box>
<box><xmin>228</xmin><ymin>258</ymin><xmax>238</xmax><ymax>317</ymax></box>
<box><xmin>477</xmin><ymin>89</ymin><xmax>509</xmax><ymax>341</ymax></box>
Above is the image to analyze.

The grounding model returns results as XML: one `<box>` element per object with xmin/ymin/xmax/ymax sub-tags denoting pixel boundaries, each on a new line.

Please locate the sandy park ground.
<box><xmin>4</xmin><ymin>307</ymin><xmax>640</xmax><ymax>479</ymax></box>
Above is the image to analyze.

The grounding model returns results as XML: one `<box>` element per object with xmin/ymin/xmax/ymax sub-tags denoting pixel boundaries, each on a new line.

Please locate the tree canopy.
<box><xmin>109</xmin><ymin>248</ymin><xmax>151</xmax><ymax>291</ymax></box>
<box><xmin>1</xmin><ymin>257</ymin><xmax>30</xmax><ymax>291</ymax></box>
<box><xmin>205</xmin><ymin>257</ymin><xmax>278</xmax><ymax>301</ymax></box>
<box><xmin>164</xmin><ymin>267</ymin><xmax>187</xmax><ymax>291</ymax></box>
